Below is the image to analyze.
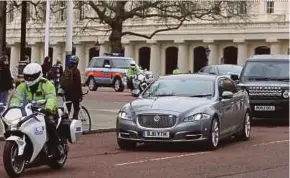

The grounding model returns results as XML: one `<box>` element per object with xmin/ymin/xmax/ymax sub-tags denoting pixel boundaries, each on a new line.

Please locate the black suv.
<box><xmin>237</xmin><ymin>55</ymin><xmax>289</xmax><ymax>119</ymax></box>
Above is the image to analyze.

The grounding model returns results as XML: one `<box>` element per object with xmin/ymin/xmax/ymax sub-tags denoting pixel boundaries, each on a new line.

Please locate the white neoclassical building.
<box><xmin>5</xmin><ymin>1</ymin><xmax>290</xmax><ymax>79</ymax></box>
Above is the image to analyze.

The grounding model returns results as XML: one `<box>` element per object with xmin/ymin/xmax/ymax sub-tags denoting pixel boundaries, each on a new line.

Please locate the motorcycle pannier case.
<box><xmin>70</xmin><ymin>119</ymin><xmax>82</xmax><ymax>143</ymax></box>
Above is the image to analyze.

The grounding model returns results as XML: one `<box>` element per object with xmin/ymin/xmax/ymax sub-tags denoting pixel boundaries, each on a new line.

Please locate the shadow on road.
<box><xmin>252</xmin><ymin>118</ymin><xmax>289</xmax><ymax>127</ymax></box>
<box><xmin>133</xmin><ymin>138</ymin><xmax>238</xmax><ymax>153</ymax></box>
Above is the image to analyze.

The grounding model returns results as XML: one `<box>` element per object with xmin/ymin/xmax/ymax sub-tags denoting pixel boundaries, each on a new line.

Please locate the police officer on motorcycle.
<box><xmin>9</xmin><ymin>63</ymin><xmax>63</xmax><ymax>158</ymax></box>
<box><xmin>126</xmin><ymin>61</ymin><xmax>140</xmax><ymax>90</ymax></box>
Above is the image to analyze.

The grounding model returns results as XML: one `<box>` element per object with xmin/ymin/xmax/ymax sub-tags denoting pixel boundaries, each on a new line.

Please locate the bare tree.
<box><xmin>0</xmin><ymin>1</ymin><xmax>7</xmax><ymax>54</ymax></box>
<box><xmin>77</xmin><ymin>1</ymin><xmax>251</xmax><ymax>53</ymax></box>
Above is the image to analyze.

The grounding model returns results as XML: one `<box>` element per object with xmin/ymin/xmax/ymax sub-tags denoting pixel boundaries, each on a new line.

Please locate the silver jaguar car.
<box><xmin>116</xmin><ymin>74</ymin><xmax>252</xmax><ymax>150</ymax></box>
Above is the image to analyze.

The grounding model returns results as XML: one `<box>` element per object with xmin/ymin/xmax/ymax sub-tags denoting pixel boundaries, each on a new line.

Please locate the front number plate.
<box><xmin>143</xmin><ymin>131</ymin><xmax>170</xmax><ymax>138</ymax></box>
<box><xmin>254</xmin><ymin>106</ymin><xmax>275</xmax><ymax>111</ymax></box>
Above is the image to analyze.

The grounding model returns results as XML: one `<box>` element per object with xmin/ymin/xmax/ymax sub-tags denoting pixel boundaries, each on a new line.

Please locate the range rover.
<box><xmin>237</xmin><ymin>55</ymin><xmax>289</xmax><ymax>119</ymax></box>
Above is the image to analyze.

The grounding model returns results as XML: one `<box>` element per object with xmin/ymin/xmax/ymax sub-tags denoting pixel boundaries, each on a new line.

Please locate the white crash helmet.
<box><xmin>129</xmin><ymin>60</ymin><xmax>136</xmax><ymax>68</ymax></box>
<box><xmin>23</xmin><ymin>62</ymin><xmax>43</xmax><ymax>87</ymax></box>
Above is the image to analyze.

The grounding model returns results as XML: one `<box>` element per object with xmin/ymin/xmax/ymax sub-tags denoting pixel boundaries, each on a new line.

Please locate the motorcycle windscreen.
<box><xmin>2</xmin><ymin>108</ymin><xmax>22</xmax><ymax>121</ymax></box>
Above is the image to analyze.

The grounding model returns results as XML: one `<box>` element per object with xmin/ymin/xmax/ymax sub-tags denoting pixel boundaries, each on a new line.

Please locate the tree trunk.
<box><xmin>109</xmin><ymin>23</ymin><xmax>123</xmax><ymax>54</ymax></box>
<box><xmin>20</xmin><ymin>1</ymin><xmax>27</xmax><ymax>62</ymax></box>
<box><xmin>0</xmin><ymin>1</ymin><xmax>6</xmax><ymax>55</ymax></box>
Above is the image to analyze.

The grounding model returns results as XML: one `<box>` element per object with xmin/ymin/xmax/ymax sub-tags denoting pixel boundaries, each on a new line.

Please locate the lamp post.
<box><xmin>44</xmin><ymin>0</ymin><xmax>51</xmax><ymax>57</ymax></box>
<box><xmin>205</xmin><ymin>46</ymin><xmax>211</xmax><ymax>66</ymax></box>
<box><xmin>65</xmin><ymin>1</ymin><xmax>73</xmax><ymax>68</ymax></box>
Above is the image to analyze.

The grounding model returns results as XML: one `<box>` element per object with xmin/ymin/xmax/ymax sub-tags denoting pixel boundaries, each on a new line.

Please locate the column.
<box><xmin>267</xmin><ymin>39</ymin><xmax>281</xmax><ymax>54</ymax></box>
<box><xmin>234</xmin><ymin>39</ymin><xmax>247</xmax><ymax>66</ymax></box>
<box><xmin>75</xmin><ymin>42</ymin><xmax>86</xmax><ymax>82</ymax></box>
<box><xmin>123</xmin><ymin>42</ymin><xmax>134</xmax><ymax>58</ymax></box>
<box><xmin>31</xmin><ymin>43</ymin><xmax>41</xmax><ymax>63</ymax></box>
<box><xmin>148</xmin><ymin>40</ymin><xmax>161</xmax><ymax>76</ymax></box>
<box><xmin>175</xmin><ymin>40</ymin><xmax>189</xmax><ymax>73</ymax></box>
<box><xmin>10</xmin><ymin>43</ymin><xmax>20</xmax><ymax>77</ymax></box>
<box><xmin>204</xmin><ymin>40</ymin><xmax>218</xmax><ymax>65</ymax></box>
<box><xmin>99</xmin><ymin>42</ymin><xmax>110</xmax><ymax>56</ymax></box>
<box><xmin>52</xmin><ymin>43</ymin><xmax>62</xmax><ymax>64</ymax></box>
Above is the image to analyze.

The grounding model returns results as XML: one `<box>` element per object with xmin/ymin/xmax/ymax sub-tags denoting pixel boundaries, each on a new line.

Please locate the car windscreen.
<box><xmin>240</xmin><ymin>60</ymin><xmax>289</xmax><ymax>81</ymax></box>
<box><xmin>218</xmin><ymin>65</ymin><xmax>242</xmax><ymax>75</ymax></box>
<box><xmin>142</xmin><ymin>78</ymin><xmax>215</xmax><ymax>98</ymax></box>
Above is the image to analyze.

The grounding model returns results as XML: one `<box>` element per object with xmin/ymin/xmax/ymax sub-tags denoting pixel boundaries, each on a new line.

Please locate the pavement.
<box><xmin>0</xmin><ymin>121</ymin><xmax>288</xmax><ymax>178</ymax></box>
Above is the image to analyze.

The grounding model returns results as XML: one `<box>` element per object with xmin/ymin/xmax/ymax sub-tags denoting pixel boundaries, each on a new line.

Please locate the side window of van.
<box><xmin>88</xmin><ymin>58</ymin><xmax>104</xmax><ymax>68</ymax></box>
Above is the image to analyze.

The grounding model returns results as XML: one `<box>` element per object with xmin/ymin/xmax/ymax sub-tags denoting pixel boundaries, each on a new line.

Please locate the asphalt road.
<box><xmin>0</xmin><ymin>121</ymin><xmax>288</xmax><ymax>178</ymax></box>
<box><xmin>0</xmin><ymin>88</ymin><xmax>289</xmax><ymax>178</ymax></box>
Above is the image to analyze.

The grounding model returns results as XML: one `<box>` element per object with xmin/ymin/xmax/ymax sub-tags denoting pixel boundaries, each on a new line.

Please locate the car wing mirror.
<box><xmin>230</xmin><ymin>74</ymin><xmax>239</xmax><ymax>81</ymax></box>
<box><xmin>221</xmin><ymin>91</ymin><xmax>233</xmax><ymax>100</ymax></box>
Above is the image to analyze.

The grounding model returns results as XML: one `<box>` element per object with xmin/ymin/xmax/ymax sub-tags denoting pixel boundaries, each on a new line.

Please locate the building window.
<box><xmin>42</xmin><ymin>2</ymin><xmax>46</xmax><ymax>22</ymax></box>
<box><xmin>8</xmin><ymin>3</ymin><xmax>14</xmax><ymax>23</ymax></box>
<box><xmin>60</xmin><ymin>1</ymin><xmax>66</xmax><ymax>21</ymax></box>
<box><xmin>238</xmin><ymin>1</ymin><xmax>247</xmax><ymax>14</ymax></box>
<box><xmin>79</xmin><ymin>2</ymin><xmax>85</xmax><ymax>21</ymax></box>
<box><xmin>26</xmin><ymin>2</ymin><xmax>31</xmax><ymax>21</ymax></box>
<box><xmin>266</xmin><ymin>1</ymin><xmax>274</xmax><ymax>14</ymax></box>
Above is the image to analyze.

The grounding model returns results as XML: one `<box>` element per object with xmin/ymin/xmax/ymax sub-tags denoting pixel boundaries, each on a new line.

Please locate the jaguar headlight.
<box><xmin>117</xmin><ymin>111</ymin><xmax>133</xmax><ymax>120</ymax></box>
<box><xmin>283</xmin><ymin>90</ymin><xmax>289</xmax><ymax>98</ymax></box>
<box><xmin>184</xmin><ymin>113</ymin><xmax>210</xmax><ymax>122</ymax></box>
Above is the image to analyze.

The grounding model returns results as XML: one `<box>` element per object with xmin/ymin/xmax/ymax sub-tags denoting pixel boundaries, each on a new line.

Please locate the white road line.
<box><xmin>252</xmin><ymin>140</ymin><xmax>289</xmax><ymax>146</ymax></box>
<box><xmin>115</xmin><ymin>152</ymin><xmax>208</xmax><ymax>166</ymax></box>
<box><xmin>87</xmin><ymin>109</ymin><xmax>120</xmax><ymax>113</ymax></box>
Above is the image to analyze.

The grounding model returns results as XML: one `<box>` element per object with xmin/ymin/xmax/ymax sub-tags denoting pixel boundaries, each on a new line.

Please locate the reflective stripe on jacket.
<box><xmin>9</xmin><ymin>78</ymin><xmax>57</xmax><ymax>114</ymax></box>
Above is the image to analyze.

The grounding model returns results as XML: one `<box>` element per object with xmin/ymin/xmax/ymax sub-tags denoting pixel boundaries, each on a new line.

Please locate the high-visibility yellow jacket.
<box><xmin>9</xmin><ymin>78</ymin><xmax>57</xmax><ymax>114</ymax></box>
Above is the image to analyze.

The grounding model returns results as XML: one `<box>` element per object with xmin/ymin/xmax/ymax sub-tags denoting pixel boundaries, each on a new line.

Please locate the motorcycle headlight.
<box><xmin>184</xmin><ymin>113</ymin><xmax>211</xmax><ymax>122</ymax></box>
<box><xmin>117</xmin><ymin>111</ymin><xmax>133</xmax><ymax>120</ymax></box>
<box><xmin>2</xmin><ymin>117</ymin><xmax>21</xmax><ymax>126</ymax></box>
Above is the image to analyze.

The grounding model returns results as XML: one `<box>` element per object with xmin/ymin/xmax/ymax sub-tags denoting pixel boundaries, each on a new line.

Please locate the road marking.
<box><xmin>87</xmin><ymin>109</ymin><xmax>120</xmax><ymax>113</ymax></box>
<box><xmin>252</xmin><ymin>140</ymin><xmax>289</xmax><ymax>146</ymax></box>
<box><xmin>115</xmin><ymin>152</ymin><xmax>208</xmax><ymax>166</ymax></box>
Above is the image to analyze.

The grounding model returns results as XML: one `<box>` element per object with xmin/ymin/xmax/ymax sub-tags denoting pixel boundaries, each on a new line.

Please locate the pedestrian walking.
<box><xmin>0</xmin><ymin>54</ymin><xmax>14</xmax><ymax>112</ymax></box>
<box><xmin>48</xmin><ymin>58</ymin><xmax>63</xmax><ymax>93</ymax></box>
<box><xmin>42</xmin><ymin>56</ymin><xmax>52</xmax><ymax>79</ymax></box>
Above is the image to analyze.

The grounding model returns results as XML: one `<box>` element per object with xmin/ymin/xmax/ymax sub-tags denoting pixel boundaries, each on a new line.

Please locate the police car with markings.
<box><xmin>84</xmin><ymin>53</ymin><xmax>142</xmax><ymax>92</ymax></box>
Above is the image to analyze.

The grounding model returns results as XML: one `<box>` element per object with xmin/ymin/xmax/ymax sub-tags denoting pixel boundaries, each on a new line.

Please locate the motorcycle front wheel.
<box><xmin>3</xmin><ymin>141</ymin><xmax>25</xmax><ymax>177</ymax></box>
<box><xmin>47</xmin><ymin>141</ymin><xmax>68</xmax><ymax>169</ymax></box>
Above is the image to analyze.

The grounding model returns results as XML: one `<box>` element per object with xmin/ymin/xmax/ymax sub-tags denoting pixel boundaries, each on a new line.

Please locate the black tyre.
<box><xmin>235</xmin><ymin>111</ymin><xmax>251</xmax><ymax>141</ymax></box>
<box><xmin>47</xmin><ymin>142</ymin><xmax>68</xmax><ymax>169</ymax></box>
<box><xmin>205</xmin><ymin>117</ymin><xmax>220</xmax><ymax>150</ymax></box>
<box><xmin>113</xmin><ymin>78</ymin><xmax>124</xmax><ymax>92</ymax></box>
<box><xmin>3</xmin><ymin>141</ymin><xmax>25</xmax><ymax>177</ymax></box>
<box><xmin>117</xmin><ymin>139</ymin><xmax>137</xmax><ymax>150</ymax></box>
<box><xmin>79</xmin><ymin>106</ymin><xmax>92</xmax><ymax>134</ymax></box>
<box><xmin>88</xmin><ymin>77</ymin><xmax>98</xmax><ymax>91</ymax></box>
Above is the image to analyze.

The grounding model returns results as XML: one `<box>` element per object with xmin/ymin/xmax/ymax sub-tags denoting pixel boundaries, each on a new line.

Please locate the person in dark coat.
<box><xmin>42</xmin><ymin>56</ymin><xmax>52</xmax><ymax>78</ymax></box>
<box><xmin>0</xmin><ymin>55</ymin><xmax>14</xmax><ymax>110</ymax></box>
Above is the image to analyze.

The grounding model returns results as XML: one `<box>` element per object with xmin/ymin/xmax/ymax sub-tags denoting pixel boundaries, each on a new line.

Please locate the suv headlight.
<box><xmin>117</xmin><ymin>111</ymin><xmax>133</xmax><ymax>120</ymax></box>
<box><xmin>283</xmin><ymin>90</ymin><xmax>289</xmax><ymax>98</ymax></box>
<box><xmin>184</xmin><ymin>113</ymin><xmax>210</xmax><ymax>122</ymax></box>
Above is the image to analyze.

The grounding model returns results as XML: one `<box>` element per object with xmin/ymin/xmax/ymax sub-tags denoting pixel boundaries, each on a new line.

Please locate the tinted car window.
<box><xmin>143</xmin><ymin>78</ymin><xmax>215</xmax><ymax>97</ymax></box>
<box><xmin>209</xmin><ymin>67</ymin><xmax>217</xmax><ymax>74</ymax></box>
<box><xmin>217</xmin><ymin>65</ymin><xmax>242</xmax><ymax>75</ymax></box>
<box><xmin>241</xmin><ymin>61</ymin><xmax>289</xmax><ymax>81</ymax></box>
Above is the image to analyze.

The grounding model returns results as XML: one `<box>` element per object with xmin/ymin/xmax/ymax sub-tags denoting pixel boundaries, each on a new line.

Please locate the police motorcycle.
<box><xmin>131</xmin><ymin>70</ymin><xmax>154</xmax><ymax>97</ymax></box>
<box><xmin>0</xmin><ymin>99</ymin><xmax>82</xmax><ymax>177</ymax></box>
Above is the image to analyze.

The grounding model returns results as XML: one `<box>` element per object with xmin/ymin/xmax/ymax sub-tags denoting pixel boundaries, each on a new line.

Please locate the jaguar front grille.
<box><xmin>138</xmin><ymin>114</ymin><xmax>177</xmax><ymax>128</ymax></box>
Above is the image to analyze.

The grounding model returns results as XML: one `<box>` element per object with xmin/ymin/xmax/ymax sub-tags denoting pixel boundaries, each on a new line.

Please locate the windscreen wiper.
<box><xmin>189</xmin><ymin>94</ymin><xmax>212</xmax><ymax>97</ymax></box>
<box><xmin>269</xmin><ymin>78</ymin><xmax>289</xmax><ymax>82</ymax></box>
<box><xmin>248</xmin><ymin>77</ymin><xmax>271</xmax><ymax>81</ymax></box>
